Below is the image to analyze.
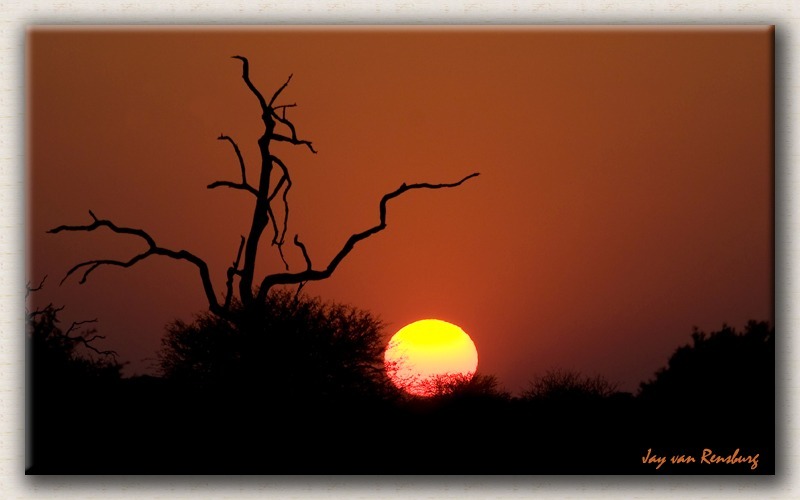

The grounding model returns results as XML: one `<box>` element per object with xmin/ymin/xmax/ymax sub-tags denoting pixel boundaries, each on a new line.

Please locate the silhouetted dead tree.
<box><xmin>49</xmin><ymin>56</ymin><xmax>479</xmax><ymax>318</ymax></box>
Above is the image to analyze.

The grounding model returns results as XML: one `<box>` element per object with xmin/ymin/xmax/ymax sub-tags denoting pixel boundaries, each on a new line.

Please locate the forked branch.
<box><xmin>62</xmin><ymin>318</ymin><xmax>119</xmax><ymax>359</ymax></box>
<box><xmin>208</xmin><ymin>135</ymin><xmax>258</xmax><ymax>196</ymax></box>
<box><xmin>269</xmin><ymin>74</ymin><xmax>293</xmax><ymax>107</ymax></box>
<box><xmin>50</xmin><ymin>56</ymin><xmax>480</xmax><ymax>320</ymax></box>
<box><xmin>26</xmin><ymin>275</ymin><xmax>47</xmax><ymax>297</ymax></box>
<box><xmin>231</xmin><ymin>55</ymin><xmax>317</xmax><ymax>306</ymax></box>
<box><xmin>48</xmin><ymin>211</ymin><xmax>224</xmax><ymax>315</ymax></box>
<box><xmin>255</xmin><ymin>172</ymin><xmax>480</xmax><ymax>302</ymax></box>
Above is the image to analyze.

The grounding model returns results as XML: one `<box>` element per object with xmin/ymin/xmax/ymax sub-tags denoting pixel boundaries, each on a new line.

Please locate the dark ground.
<box><xmin>27</xmin><ymin>375</ymin><xmax>773</xmax><ymax>474</ymax></box>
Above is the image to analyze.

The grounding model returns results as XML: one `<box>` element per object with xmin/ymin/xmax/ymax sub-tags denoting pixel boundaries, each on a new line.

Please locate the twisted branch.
<box><xmin>224</xmin><ymin>236</ymin><xmax>246</xmax><ymax>310</ymax></box>
<box><xmin>48</xmin><ymin>211</ymin><xmax>224</xmax><ymax>315</ymax></box>
<box><xmin>294</xmin><ymin>235</ymin><xmax>312</xmax><ymax>271</ymax></box>
<box><xmin>208</xmin><ymin>135</ymin><xmax>258</xmax><ymax>196</ymax></box>
<box><xmin>64</xmin><ymin>318</ymin><xmax>97</xmax><ymax>337</ymax></box>
<box><xmin>65</xmin><ymin>319</ymin><xmax>119</xmax><ymax>358</ymax></box>
<box><xmin>50</xmin><ymin>56</ymin><xmax>480</xmax><ymax>319</ymax></box>
<box><xmin>231</xmin><ymin>55</ymin><xmax>316</xmax><ymax>305</ymax></box>
<box><xmin>68</xmin><ymin>327</ymin><xmax>119</xmax><ymax>359</ymax></box>
<box><xmin>231</xmin><ymin>55</ymin><xmax>268</xmax><ymax>115</ymax></box>
<box><xmin>255</xmin><ymin>172</ymin><xmax>480</xmax><ymax>302</ymax></box>
<box><xmin>266</xmin><ymin>204</ymin><xmax>290</xmax><ymax>271</ymax></box>
<box><xmin>269</xmin><ymin>155</ymin><xmax>292</xmax><ymax>246</ymax></box>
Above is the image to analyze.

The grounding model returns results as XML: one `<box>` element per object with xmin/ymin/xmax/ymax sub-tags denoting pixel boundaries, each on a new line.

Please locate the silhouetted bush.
<box><xmin>638</xmin><ymin>320</ymin><xmax>773</xmax><ymax>410</ymax></box>
<box><xmin>27</xmin><ymin>302</ymin><xmax>122</xmax><ymax>388</ymax></box>
<box><xmin>522</xmin><ymin>368</ymin><xmax>618</xmax><ymax>402</ymax></box>
<box><xmin>158</xmin><ymin>289</ymin><xmax>397</xmax><ymax>402</ymax></box>
<box><xmin>27</xmin><ymin>295</ymin><xmax>126</xmax><ymax>474</ymax></box>
<box><xmin>414</xmin><ymin>372</ymin><xmax>509</xmax><ymax>399</ymax></box>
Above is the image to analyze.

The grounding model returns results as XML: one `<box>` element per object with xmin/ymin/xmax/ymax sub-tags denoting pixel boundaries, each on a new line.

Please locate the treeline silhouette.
<box><xmin>27</xmin><ymin>292</ymin><xmax>774</xmax><ymax>474</ymax></box>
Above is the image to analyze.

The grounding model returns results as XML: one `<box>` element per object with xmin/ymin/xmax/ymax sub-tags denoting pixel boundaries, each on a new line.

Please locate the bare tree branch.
<box><xmin>273</xmin><ymin>103</ymin><xmax>297</xmax><ymax>112</ymax></box>
<box><xmin>271</xmin><ymin>131</ymin><xmax>317</xmax><ymax>154</ymax></box>
<box><xmin>50</xmin><ymin>56</ymin><xmax>480</xmax><ymax>321</ymax></box>
<box><xmin>207</xmin><ymin>180</ymin><xmax>259</xmax><ymax>196</ymax></box>
<box><xmin>235</xmin><ymin>55</ymin><xmax>279</xmax><ymax>306</ymax></box>
<box><xmin>269</xmin><ymin>155</ymin><xmax>292</xmax><ymax>247</ymax></box>
<box><xmin>294</xmin><ymin>235</ymin><xmax>312</xmax><ymax>271</ymax></box>
<box><xmin>71</xmin><ymin>332</ymin><xmax>119</xmax><ymax>359</ymax></box>
<box><xmin>218</xmin><ymin>135</ymin><xmax>248</xmax><ymax>184</ymax></box>
<box><xmin>28</xmin><ymin>303</ymin><xmax>64</xmax><ymax>319</ymax></box>
<box><xmin>265</xmin><ymin>204</ymin><xmax>290</xmax><ymax>271</ymax></box>
<box><xmin>232</xmin><ymin>55</ymin><xmax>268</xmax><ymax>116</ymax></box>
<box><xmin>255</xmin><ymin>172</ymin><xmax>480</xmax><ymax>301</ymax></box>
<box><xmin>276</xmin><ymin>244</ymin><xmax>289</xmax><ymax>272</ymax></box>
<box><xmin>268</xmin><ymin>175</ymin><xmax>288</xmax><ymax>204</ymax></box>
<box><xmin>294</xmin><ymin>281</ymin><xmax>307</xmax><ymax>301</ymax></box>
<box><xmin>48</xmin><ymin>211</ymin><xmax>225</xmax><ymax>315</ymax></box>
<box><xmin>268</xmin><ymin>155</ymin><xmax>290</xmax><ymax>203</ymax></box>
<box><xmin>65</xmin><ymin>318</ymin><xmax>98</xmax><ymax>337</ymax></box>
<box><xmin>26</xmin><ymin>275</ymin><xmax>47</xmax><ymax>297</ymax></box>
<box><xmin>269</xmin><ymin>74</ymin><xmax>293</xmax><ymax>107</ymax></box>
<box><xmin>268</xmin><ymin>78</ymin><xmax>316</xmax><ymax>154</ymax></box>
<box><xmin>208</xmin><ymin>135</ymin><xmax>258</xmax><ymax>196</ymax></box>
<box><xmin>224</xmin><ymin>236</ymin><xmax>246</xmax><ymax>310</ymax></box>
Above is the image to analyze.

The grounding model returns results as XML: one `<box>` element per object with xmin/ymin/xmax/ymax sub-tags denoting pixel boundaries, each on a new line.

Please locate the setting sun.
<box><xmin>384</xmin><ymin>319</ymin><xmax>479</xmax><ymax>397</ymax></box>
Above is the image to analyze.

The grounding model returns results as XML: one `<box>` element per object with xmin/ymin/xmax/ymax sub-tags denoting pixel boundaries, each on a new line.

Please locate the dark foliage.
<box><xmin>28</xmin><ymin>312</ymin><xmax>774</xmax><ymax>474</ymax></box>
<box><xmin>638</xmin><ymin>320</ymin><xmax>774</xmax><ymax>408</ymax></box>
<box><xmin>631</xmin><ymin>321</ymin><xmax>775</xmax><ymax>474</ymax></box>
<box><xmin>158</xmin><ymin>289</ymin><xmax>397</xmax><ymax>403</ymax></box>
<box><xmin>522</xmin><ymin>368</ymin><xmax>619</xmax><ymax>402</ymax></box>
<box><xmin>26</xmin><ymin>294</ymin><xmax>124</xmax><ymax>474</ymax></box>
<box><xmin>27</xmin><ymin>301</ymin><xmax>122</xmax><ymax>389</ymax></box>
<box><xmin>433</xmin><ymin>372</ymin><xmax>510</xmax><ymax>399</ymax></box>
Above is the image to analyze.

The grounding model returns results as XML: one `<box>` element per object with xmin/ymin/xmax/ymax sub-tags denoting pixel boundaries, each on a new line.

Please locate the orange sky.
<box><xmin>27</xmin><ymin>26</ymin><xmax>773</xmax><ymax>394</ymax></box>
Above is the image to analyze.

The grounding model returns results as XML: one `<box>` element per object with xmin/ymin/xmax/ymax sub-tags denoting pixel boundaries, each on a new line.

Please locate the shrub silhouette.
<box><xmin>638</xmin><ymin>320</ymin><xmax>773</xmax><ymax>410</ymax></box>
<box><xmin>27</xmin><ymin>294</ymin><xmax>122</xmax><ymax>389</ymax></box>
<box><xmin>158</xmin><ymin>289</ymin><xmax>396</xmax><ymax>402</ymax></box>
<box><xmin>413</xmin><ymin>372</ymin><xmax>509</xmax><ymax>399</ymax></box>
<box><xmin>27</xmin><ymin>286</ymin><xmax>125</xmax><ymax>474</ymax></box>
<box><xmin>522</xmin><ymin>368</ymin><xmax>618</xmax><ymax>402</ymax></box>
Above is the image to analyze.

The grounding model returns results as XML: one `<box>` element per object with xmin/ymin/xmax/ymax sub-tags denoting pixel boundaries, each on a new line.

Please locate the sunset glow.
<box><xmin>26</xmin><ymin>26</ymin><xmax>774</xmax><ymax>475</ymax></box>
<box><xmin>384</xmin><ymin>319</ymin><xmax>478</xmax><ymax>397</ymax></box>
<box><xmin>28</xmin><ymin>27</ymin><xmax>773</xmax><ymax>394</ymax></box>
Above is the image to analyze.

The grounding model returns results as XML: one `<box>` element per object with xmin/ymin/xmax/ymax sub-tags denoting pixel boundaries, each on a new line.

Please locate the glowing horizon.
<box><xmin>384</xmin><ymin>319</ymin><xmax>479</xmax><ymax>397</ymax></box>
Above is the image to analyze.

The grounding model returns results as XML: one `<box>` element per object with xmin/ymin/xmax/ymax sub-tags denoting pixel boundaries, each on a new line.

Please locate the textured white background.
<box><xmin>2</xmin><ymin>1</ymin><xmax>795</xmax><ymax>498</ymax></box>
